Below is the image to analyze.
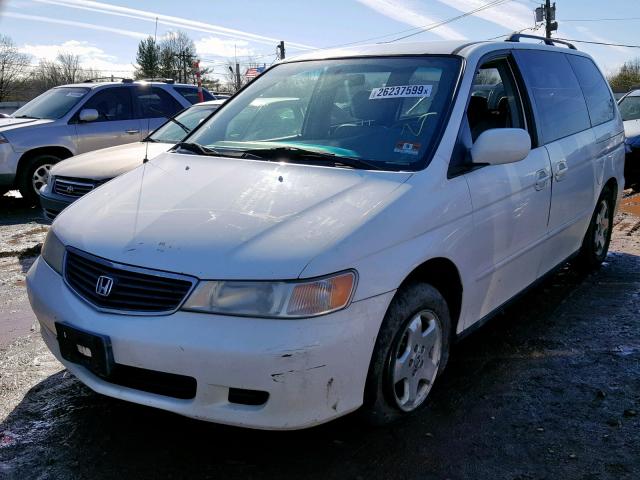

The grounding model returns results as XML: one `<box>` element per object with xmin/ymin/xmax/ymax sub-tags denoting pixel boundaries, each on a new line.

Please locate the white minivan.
<box><xmin>27</xmin><ymin>35</ymin><xmax>625</xmax><ymax>430</ymax></box>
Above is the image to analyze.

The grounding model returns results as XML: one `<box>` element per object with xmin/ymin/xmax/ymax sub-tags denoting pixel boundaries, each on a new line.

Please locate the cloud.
<box><xmin>31</xmin><ymin>0</ymin><xmax>316</xmax><ymax>50</ymax></box>
<box><xmin>355</xmin><ymin>0</ymin><xmax>466</xmax><ymax>41</ymax></box>
<box><xmin>195</xmin><ymin>37</ymin><xmax>254</xmax><ymax>58</ymax></box>
<box><xmin>2</xmin><ymin>11</ymin><xmax>147</xmax><ymax>39</ymax></box>
<box><xmin>20</xmin><ymin>40</ymin><xmax>134</xmax><ymax>75</ymax></box>
<box><xmin>435</xmin><ymin>0</ymin><xmax>533</xmax><ymax>32</ymax></box>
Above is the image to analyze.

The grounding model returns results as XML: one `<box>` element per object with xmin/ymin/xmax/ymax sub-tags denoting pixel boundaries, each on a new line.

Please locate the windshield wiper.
<box><xmin>173</xmin><ymin>142</ymin><xmax>226</xmax><ymax>157</ymax></box>
<box><xmin>167</xmin><ymin>117</ymin><xmax>191</xmax><ymax>134</ymax></box>
<box><xmin>13</xmin><ymin>115</ymin><xmax>40</xmax><ymax>119</ymax></box>
<box><xmin>239</xmin><ymin>146</ymin><xmax>382</xmax><ymax>170</ymax></box>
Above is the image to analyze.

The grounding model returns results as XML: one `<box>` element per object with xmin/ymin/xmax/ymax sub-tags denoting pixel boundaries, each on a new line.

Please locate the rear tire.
<box><xmin>574</xmin><ymin>186</ymin><xmax>614</xmax><ymax>271</ymax></box>
<box><xmin>362</xmin><ymin>283</ymin><xmax>451</xmax><ymax>426</ymax></box>
<box><xmin>17</xmin><ymin>154</ymin><xmax>59</xmax><ymax>206</ymax></box>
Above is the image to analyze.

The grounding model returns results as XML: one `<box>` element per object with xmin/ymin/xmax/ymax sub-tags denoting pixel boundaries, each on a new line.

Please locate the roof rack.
<box><xmin>137</xmin><ymin>78</ymin><xmax>176</xmax><ymax>84</ymax></box>
<box><xmin>505</xmin><ymin>33</ymin><xmax>577</xmax><ymax>50</ymax></box>
<box><xmin>82</xmin><ymin>77</ymin><xmax>134</xmax><ymax>83</ymax></box>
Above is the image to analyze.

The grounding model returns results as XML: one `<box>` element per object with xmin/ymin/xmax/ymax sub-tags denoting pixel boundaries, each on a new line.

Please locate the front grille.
<box><xmin>54</xmin><ymin>177</ymin><xmax>98</xmax><ymax>198</ymax></box>
<box><xmin>64</xmin><ymin>248</ymin><xmax>195</xmax><ymax>314</ymax></box>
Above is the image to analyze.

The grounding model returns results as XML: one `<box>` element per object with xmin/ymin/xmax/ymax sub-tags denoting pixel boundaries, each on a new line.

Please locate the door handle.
<box><xmin>125</xmin><ymin>129</ymin><xmax>140</xmax><ymax>135</ymax></box>
<box><xmin>554</xmin><ymin>160</ymin><xmax>568</xmax><ymax>181</ymax></box>
<box><xmin>535</xmin><ymin>168</ymin><xmax>550</xmax><ymax>191</ymax></box>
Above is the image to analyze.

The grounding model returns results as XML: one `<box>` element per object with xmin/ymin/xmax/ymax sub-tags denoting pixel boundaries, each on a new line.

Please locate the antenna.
<box><xmin>143</xmin><ymin>16</ymin><xmax>159</xmax><ymax>164</ymax></box>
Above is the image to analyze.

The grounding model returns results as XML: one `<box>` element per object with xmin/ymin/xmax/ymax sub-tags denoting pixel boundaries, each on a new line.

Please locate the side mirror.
<box><xmin>78</xmin><ymin>108</ymin><xmax>99</xmax><ymax>122</ymax></box>
<box><xmin>470</xmin><ymin>128</ymin><xmax>531</xmax><ymax>166</ymax></box>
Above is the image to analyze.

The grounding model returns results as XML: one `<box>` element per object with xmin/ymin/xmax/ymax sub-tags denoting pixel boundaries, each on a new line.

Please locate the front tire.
<box><xmin>362</xmin><ymin>283</ymin><xmax>451</xmax><ymax>425</ymax></box>
<box><xmin>575</xmin><ymin>186</ymin><xmax>614</xmax><ymax>271</ymax></box>
<box><xmin>17</xmin><ymin>154</ymin><xmax>59</xmax><ymax>205</ymax></box>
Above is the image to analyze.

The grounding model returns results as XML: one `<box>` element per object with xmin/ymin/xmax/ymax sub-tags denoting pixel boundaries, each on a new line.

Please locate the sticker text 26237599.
<box><xmin>369</xmin><ymin>84</ymin><xmax>433</xmax><ymax>100</ymax></box>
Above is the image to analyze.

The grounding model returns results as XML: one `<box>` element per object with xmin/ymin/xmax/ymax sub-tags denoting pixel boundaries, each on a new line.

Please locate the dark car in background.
<box><xmin>618</xmin><ymin>90</ymin><xmax>640</xmax><ymax>190</ymax></box>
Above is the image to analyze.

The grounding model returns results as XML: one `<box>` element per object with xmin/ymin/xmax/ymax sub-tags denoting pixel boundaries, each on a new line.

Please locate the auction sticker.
<box><xmin>394</xmin><ymin>141</ymin><xmax>421</xmax><ymax>156</ymax></box>
<box><xmin>370</xmin><ymin>84</ymin><xmax>432</xmax><ymax>99</ymax></box>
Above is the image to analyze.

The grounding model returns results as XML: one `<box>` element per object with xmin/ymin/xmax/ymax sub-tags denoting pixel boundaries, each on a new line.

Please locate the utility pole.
<box><xmin>235</xmin><ymin>62</ymin><xmax>241</xmax><ymax>91</ymax></box>
<box><xmin>193</xmin><ymin>60</ymin><xmax>203</xmax><ymax>102</ymax></box>
<box><xmin>541</xmin><ymin>0</ymin><xmax>557</xmax><ymax>38</ymax></box>
<box><xmin>277</xmin><ymin>41</ymin><xmax>285</xmax><ymax>60</ymax></box>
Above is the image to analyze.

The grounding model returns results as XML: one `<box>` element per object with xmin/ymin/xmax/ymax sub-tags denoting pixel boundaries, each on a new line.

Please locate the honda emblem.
<box><xmin>95</xmin><ymin>276</ymin><xmax>114</xmax><ymax>297</ymax></box>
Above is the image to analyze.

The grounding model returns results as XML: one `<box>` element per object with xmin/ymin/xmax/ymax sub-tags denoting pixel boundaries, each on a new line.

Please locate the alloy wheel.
<box><xmin>593</xmin><ymin>199</ymin><xmax>610</xmax><ymax>257</ymax></box>
<box><xmin>32</xmin><ymin>164</ymin><xmax>52</xmax><ymax>195</ymax></box>
<box><xmin>391</xmin><ymin>310</ymin><xmax>442</xmax><ymax>412</ymax></box>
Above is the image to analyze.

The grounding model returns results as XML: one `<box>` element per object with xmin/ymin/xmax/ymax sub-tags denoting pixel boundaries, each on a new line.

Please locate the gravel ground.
<box><xmin>0</xmin><ymin>191</ymin><xmax>638</xmax><ymax>479</ymax></box>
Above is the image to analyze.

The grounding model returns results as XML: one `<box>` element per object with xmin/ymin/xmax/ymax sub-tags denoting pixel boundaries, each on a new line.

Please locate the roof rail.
<box><xmin>505</xmin><ymin>33</ymin><xmax>577</xmax><ymax>50</ymax></box>
<box><xmin>82</xmin><ymin>77</ymin><xmax>134</xmax><ymax>83</ymax></box>
<box><xmin>137</xmin><ymin>78</ymin><xmax>175</xmax><ymax>84</ymax></box>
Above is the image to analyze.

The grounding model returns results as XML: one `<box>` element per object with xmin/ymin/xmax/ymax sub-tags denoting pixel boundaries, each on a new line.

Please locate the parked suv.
<box><xmin>39</xmin><ymin>99</ymin><xmax>224</xmax><ymax>220</ymax></box>
<box><xmin>0</xmin><ymin>79</ymin><xmax>214</xmax><ymax>203</ymax></box>
<box><xmin>27</xmin><ymin>36</ymin><xmax>624</xmax><ymax>430</ymax></box>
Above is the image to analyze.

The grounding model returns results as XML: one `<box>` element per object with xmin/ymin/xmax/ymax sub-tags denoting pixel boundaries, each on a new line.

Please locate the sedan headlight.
<box><xmin>0</xmin><ymin>133</ymin><xmax>9</xmax><ymax>144</ymax></box>
<box><xmin>41</xmin><ymin>230</ymin><xmax>65</xmax><ymax>275</ymax></box>
<box><xmin>182</xmin><ymin>271</ymin><xmax>357</xmax><ymax>318</ymax></box>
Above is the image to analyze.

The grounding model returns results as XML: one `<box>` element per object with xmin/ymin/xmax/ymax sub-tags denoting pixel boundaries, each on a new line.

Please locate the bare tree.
<box><xmin>57</xmin><ymin>53</ymin><xmax>82</xmax><ymax>84</ymax></box>
<box><xmin>158</xmin><ymin>31</ymin><xmax>196</xmax><ymax>82</ymax></box>
<box><xmin>0</xmin><ymin>35</ymin><xmax>31</xmax><ymax>102</ymax></box>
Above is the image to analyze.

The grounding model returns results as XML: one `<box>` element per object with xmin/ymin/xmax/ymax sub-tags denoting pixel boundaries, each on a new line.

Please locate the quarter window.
<box><xmin>516</xmin><ymin>50</ymin><xmax>590</xmax><ymax>144</ymax></box>
<box><xmin>567</xmin><ymin>55</ymin><xmax>615</xmax><ymax>126</ymax></box>
<box><xmin>81</xmin><ymin>88</ymin><xmax>132</xmax><ymax>122</ymax></box>
<box><xmin>134</xmin><ymin>87</ymin><xmax>183</xmax><ymax>118</ymax></box>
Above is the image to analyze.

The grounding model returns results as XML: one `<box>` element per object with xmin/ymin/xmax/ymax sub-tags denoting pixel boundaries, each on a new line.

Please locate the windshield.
<box><xmin>12</xmin><ymin>87</ymin><xmax>90</xmax><ymax>120</ymax></box>
<box><xmin>187</xmin><ymin>56</ymin><xmax>462</xmax><ymax>170</ymax></box>
<box><xmin>619</xmin><ymin>95</ymin><xmax>640</xmax><ymax>122</ymax></box>
<box><xmin>149</xmin><ymin>105</ymin><xmax>218</xmax><ymax>143</ymax></box>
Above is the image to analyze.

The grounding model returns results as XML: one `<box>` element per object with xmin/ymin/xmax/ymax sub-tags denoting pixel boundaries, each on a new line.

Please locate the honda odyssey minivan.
<box><xmin>27</xmin><ymin>35</ymin><xmax>625</xmax><ymax>430</ymax></box>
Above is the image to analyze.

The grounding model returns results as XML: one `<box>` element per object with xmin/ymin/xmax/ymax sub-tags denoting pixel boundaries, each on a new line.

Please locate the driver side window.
<box><xmin>466</xmin><ymin>58</ymin><xmax>525</xmax><ymax>142</ymax></box>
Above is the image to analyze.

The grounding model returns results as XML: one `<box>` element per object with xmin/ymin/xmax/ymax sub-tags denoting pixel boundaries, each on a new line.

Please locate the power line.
<box><xmin>554</xmin><ymin>38</ymin><xmax>640</xmax><ymax>49</ymax></box>
<box><xmin>560</xmin><ymin>17</ymin><xmax>640</xmax><ymax>22</ymax></box>
<box><xmin>385</xmin><ymin>0</ymin><xmax>515</xmax><ymax>43</ymax></box>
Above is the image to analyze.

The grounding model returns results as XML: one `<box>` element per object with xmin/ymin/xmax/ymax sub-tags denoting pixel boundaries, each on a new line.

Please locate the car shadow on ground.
<box><xmin>0</xmin><ymin>193</ymin><xmax>47</xmax><ymax>227</ymax></box>
<box><xmin>1</xmin><ymin>254</ymin><xmax>639</xmax><ymax>479</ymax></box>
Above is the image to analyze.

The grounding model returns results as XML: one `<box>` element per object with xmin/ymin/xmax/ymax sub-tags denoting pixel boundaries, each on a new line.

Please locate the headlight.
<box><xmin>182</xmin><ymin>271</ymin><xmax>357</xmax><ymax>318</ymax></box>
<box><xmin>41</xmin><ymin>230</ymin><xmax>65</xmax><ymax>275</ymax></box>
<box><xmin>47</xmin><ymin>174</ymin><xmax>56</xmax><ymax>187</ymax></box>
<box><xmin>0</xmin><ymin>133</ymin><xmax>8</xmax><ymax>144</ymax></box>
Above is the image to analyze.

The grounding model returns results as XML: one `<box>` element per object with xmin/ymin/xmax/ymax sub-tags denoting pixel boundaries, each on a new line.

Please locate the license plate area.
<box><xmin>55</xmin><ymin>322</ymin><xmax>114</xmax><ymax>377</ymax></box>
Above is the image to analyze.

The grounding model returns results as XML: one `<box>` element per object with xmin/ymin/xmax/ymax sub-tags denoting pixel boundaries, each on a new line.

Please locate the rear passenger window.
<box><xmin>567</xmin><ymin>55</ymin><xmax>615</xmax><ymax>126</ymax></box>
<box><xmin>134</xmin><ymin>87</ymin><xmax>182</xmax><ymax>119</ymax></box>
<box><xmin>516</xmin><ymin>50</ymin><xmax>590</xmax><ymax>144</ymax></box>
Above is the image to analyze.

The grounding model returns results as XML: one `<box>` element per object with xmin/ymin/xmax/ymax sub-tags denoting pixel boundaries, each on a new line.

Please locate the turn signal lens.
<box><xmin>287</xmin><ymin>272</ymin><xmax>355</xmax><ymax>316</ymax></box>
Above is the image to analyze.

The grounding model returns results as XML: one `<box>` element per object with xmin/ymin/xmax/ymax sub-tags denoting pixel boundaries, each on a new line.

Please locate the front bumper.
<box><xmin>39</xmin><ymin>184</ymin><xmax>75</xmax><ymax>220</ymax></box>
<box><xmin>0</xmin><ymin>143</ymin><xmax>19</xmax><ymax>187</ymax></box>
<box><xmin>26</xmin><ymin>256</ymin><xmax>393</xmax><ymax>430</ymax></box>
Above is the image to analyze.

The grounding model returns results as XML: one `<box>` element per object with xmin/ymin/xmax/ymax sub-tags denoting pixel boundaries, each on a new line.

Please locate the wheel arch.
<box><xmin>16</xmin><ymin>146</ymin><xmax>74</xmax><ymax>178</ymax></box>
<box><xmin>400</xmin><ymin>257</ymin><xmax>463</xmax><ymax>336</ymax></box>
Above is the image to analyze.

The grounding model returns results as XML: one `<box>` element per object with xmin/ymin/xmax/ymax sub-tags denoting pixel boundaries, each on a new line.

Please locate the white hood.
<box><xmin>51</xmin><ymin>142</ymin><xmax>171</xmax><ymax>181</ymax></box>
<box><xmin>54</xmin><ymin>152</ymin><xmax>411</xmax><ymax>280</ymax></box>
